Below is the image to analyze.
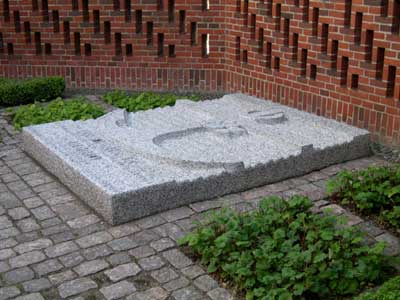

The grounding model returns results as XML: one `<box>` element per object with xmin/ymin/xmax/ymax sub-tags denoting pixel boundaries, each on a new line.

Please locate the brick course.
<box><xmin>1</xmin><ymin>0</ymin><xmax>400</xmax><ymax>144</ymax></box>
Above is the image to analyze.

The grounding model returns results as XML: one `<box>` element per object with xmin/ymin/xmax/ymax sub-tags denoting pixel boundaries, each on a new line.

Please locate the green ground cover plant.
<box><xmin>327</xmin><ymin>165</ymin><xmax>400</xmax><ymax>230</ymax></box>
<box><xmin>0</xmin><ymin>77</ymin><xmax>65</xmax><ymax>106</ymax></box>
<box><xmin>103</xmin><ymin>90</ymin><xmax>200</xmax><ymax>112</ymax></box>
<box><xmin>10</xmin><ymin>97</ymin><xmax>105</xmax><ymax>130</ymax></box>
<box><xmin>354</xmin><ymin>275</ymin><xmax>400</xmax><ymax>300</ymax></box>
<box><xmin>180</xmin><ymin>196</ymin><xmax>393</xmax><ymax>300</ymax></box>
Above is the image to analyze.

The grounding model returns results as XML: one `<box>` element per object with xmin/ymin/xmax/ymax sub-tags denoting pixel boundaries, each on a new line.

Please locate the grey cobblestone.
<box><xmin>58</xmin><ymin>278</ymin><xmax>98</xmax><ymax>298</ymax></box>
<box><xmin>164</xmin><ymin>277</ymin><xmax>190</xmax><ymax>291</ymax></box>
<box><xmin>138</xmin><ymin>255</ymin><xmax>165</xmax><ymax>271</ymax></box>
<box><xmin>73</xmin><ymin>259</ymin><xmax>109</xmax><ymax>277</ymax></box>
<box><xmin>9</xmin><ymin>251</ymin><xmax>46</xmax><ymax>268</ymax></box>
<box><xmin>100</xmin><ymin>280</ymin><xmax>137</xmax><ymax>300</ymax></box>
<box><xmin>104</xmin><ymin>262</ymin><xmax>141</xmax><ymax>282</ymax></box>
<box><xmin>14</xmin><ymin>293</ymin><xmax>45</xmax><ymax>300</ymax></box>
<box><xmin>33</xmin><ymin>259</ymin><xmax>63</xmax><ymax>276</ymax></box>
<box><xmin>171</xmin><ymin>286</ymin><xmax>203</xmax><ymax>300</ymax></box>
<box><xmin>207</xmin><ymin>288</ymin><xmax>233</xmax><ymax>300</ymax></box>
<box><xmin>0</xmin><ymin>286</ymin><xmax>21</xmax><ymax>300</ymax></box>
<box><xmin>129</xmin><ymin>245</ymin><xmax>155</xmax><ymax>259</ymax></box>
<box><xmin>76</xmin><ymin>231</ymin><xmax>113</xmax><ymax>248</ymax></box>
<box><xmin>22</xmin><ymin>278</ymin><xmax>52</xmax><ymax>292</ymax></box>
<box><xmin>3</xmin><ymin>267</ymin><xmax>35</xmax><ymax>284</ymax></box>
<box><xmin>8</xmin><ymin>207</ymin><xmax>30</xmax><ymax>220</ymax></box>
<box><xmin>45</xmin><ymin>241</ymin><xmax>79</xmax><ymax>258</ymax></box>
<box><xmin>151</xmin><ymin>267</ymin><xmax>179</xmax><ymax>283</ymax></box>
<box><xmin>127</xmin><ymin>287</ymin><xmax>168</xmax><ymax>300</ymax></box>
<box><xmin>48</xmin><ymin>270</ymin><xmax>77</xmax><ymax>285</ymax></box>
<box><xmin>14</xmin><ymin>238</ymin><xmax>53</xmax><ymax>254</ymax></box>
<box><xmin>193</xmin><ymin>275</ymin><xmax>218</xmax><ymax>292</ymax></box>
<box><xmin>162</xmin><ymin>249</ymin><xmax>193</xmax><ymax>269</ymax></box>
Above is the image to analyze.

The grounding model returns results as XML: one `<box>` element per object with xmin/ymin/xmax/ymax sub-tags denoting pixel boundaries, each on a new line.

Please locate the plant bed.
<box><xmin>8</xmin><ymin>97</ymin><xmax>105</xmax><ymax>130</ymax></box>
<box><xmin>103</xmin><ymin>90</ymin><xmax>201</xmax><ymax>112</ymax></box>
<box><xmin>0</xmin><ymin>76</ymin><xmax>65</xmax><ymax>106</ymax></box>
<box><xmin>327</xmin><ymin>165</ymin><xmax>400</xmax><ymax>237</ymax></box>
<box><xmin>354</xmin><ymin>275</ymin><xmax>400</xmax><ymax>300</ymax></box>
<box><xmin>179</xmin><ymin>196</ymin><xmax>397</xmax><ymax>300</ymax></box>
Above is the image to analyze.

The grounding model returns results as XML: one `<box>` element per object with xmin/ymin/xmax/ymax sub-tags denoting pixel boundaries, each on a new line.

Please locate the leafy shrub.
<box><xmin>179</xmin><ymin>196</ymin><xmax>391</xmax><ymax>300</ymax></box>
<box><xmin>327</xmin><ymin>165</ymin><xmax>400</xmax><ymax>229</ymax></box>
<box><xmin>103</xmin><ymin>90</ymin><xmax>200</xmax><ymax>112</ymax></box>
<box><xmin>0</xmin><ymin>77</ymin><xmax>65</xmax><ymax>106</ymax></box>
<box><xmin>10</xmin><ymin>97</ymin><xmax>105</xmax><ymax>130</ymax></box>
<box><xmin>354</xmin><ymin>275</ymin><xmax>400</xmax><ymax>300</ymax></box>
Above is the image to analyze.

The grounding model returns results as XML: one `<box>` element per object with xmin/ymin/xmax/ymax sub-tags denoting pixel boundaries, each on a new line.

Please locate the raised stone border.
<box><xmin>22</xmin><ymin>94</ymin><xmax>371</xmax><ymax>225</ymax></box>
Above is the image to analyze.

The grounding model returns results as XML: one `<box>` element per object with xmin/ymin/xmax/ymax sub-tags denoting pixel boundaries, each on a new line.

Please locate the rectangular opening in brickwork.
<box><xmin>126</xmin><ymin>44</ymin><xmax>132</xmax><ymax>56</ymax></box>
<box><xmin>387</xmin><ymin>65</ymin><xmax>396</xmax><ymax>97</ymax></box>
<box><xmin>243</xmin><ymin>50</ymin><xmax>248</xmax><ymax>63</ymax></box>
<box><xmin>45</xmin><ymin>43</ymin><xmax>51</xmax><ymax>55</ymax></box>
<box><xmin>169</xmin><ymin>44</ymin><xmax>175</xmax><ymax>57</ymax></box>
<box><xmin>393</xmin><ymin>0</ymin><xmax>400</xmax><ymax>34</ymax></box>
<box><xmin>294</xmin><ymin>0</ymin><xmax>299</xmax><ymax>6</ymax></box>
<box><xmin>310</xmin><ymin>64</ymin><xmax>317</xmax><ymax>80</ymax></box>
<box><xmin>104</xmin><ymin>21</ymin><xmax>111</xmax><ymax>43</ymax></box>
<box><xmin>64</xmin><ymin>21</ymin><xmax>70</xmax><ymax>44</ymax></box>
<box><xmin>244</xmin><ymin>0</ymin><xmax>249</xmax><ymax>25</ymax></box>
<box><xmin>190</xmin><ymin>22</ymin><xmax>197</xmax><ymax>45</ymax></box>
<box><xmin>74</xmin><ymin>32</ymin><xmax>80</xmax><ymax>55</ymax></box>
<box><xmin>85</xmin><ymin>43</ymin><xmax>91</xmax><ymax>56</ymax></box>
<box><xmin>0</xmin><ymin>33</ymin><xmax>3</xmax><ymax>53</ymax></box>
<box><xmin>32</xmin><ymin>0</ymin><xmax>38</xmax><ymax>10</ymax></box>
<box><xmin>331</xmin><ymin>40</ymin><xmax>338</xmax><ymax>70</ymax></box>
<box><xmin>113</xmin><ymin>0</ymin><xmax>120</xmax><ymax>11</ymax></box>
<box><xmin>202</xmin><ymin>34</ymin><xmax>209</xmax><ymax>57</ymax></box>
<box><xmin>236</xmin><ymin>36</ymin><xmax>241</xmax><ymax>61</ymax></box>
<box><xmin>303</xmin><ymin>0</ymin><xmax>309</xmax><ymax>22</ymax></box>
<box><xmin>42</xmin><ymin>0</ymin><xmax>49</xmax><ymax>22</ymax></box>
<box><xmin>158</xmin><ymin>33</ymin><xmax>164</xmax><ymax>56</ymax></box>
<box><xmin>82</xmin><ymin>0</ymin><xmax>89</xmax><ymax>22</ymax></box>
<box><xmin>157</xmin><ymin>0</ymin><xmax>163</xmax><ymax>10</ymax></box>
<box><xmin>179</xmin><ymin>11</ymin><xmax>186</xmax><ymax>33</ymax></box>
<box><xmin>258</xmin><ymin>28</ymin><xmax>264</xmax><ymax>53</ymax></box>
<box><xmin>7</xmin><ymin>43</ymin><xmax>13</xmax><ymax>55</ymax></box>
<box><xmin>344</xmin><ymin>0</ymin><xmax>352</xmax><ymax>27</ymax></box>
<box><xmin>274</xmin><ymin>57</ymin><xmax>280</xmax><ymax>71</ymax></box>
<box><xmin>266</xmin><ymin>0</ymin><xmax>272</xmax><ymax>17</ymax></box>
<box><xmin>72</xmin><ymin>0</ymin><xmax>78</xmax><ymax>10</ymax></box>
<box><xmin>250</xmin><ymin>14</ymin><xmax>256</xmax><ymax>39</ymax></box>
<box><xmin>292</xmin><ymin>33</ymin><xmax>298</xmax><ymax>61</ymax></box>
<box><xmin>300</xmin><ymin>48</ymin><xmax>307</xmax><ymax>76</ymax></box>
<box><xmin>354</xmin><ymin>12</ymin><xmax>362</xmax><ymax>44</ymax></box>
<box><xmin>93</xmin><ymin>10</ymin><xmax>100</xmax><ymax>33</ymax></box>
<box><xmin>168</xmin><ymin>0</ymin><xmax>175</xmax><ymax>23</ymax></box>
<box><xmin>14</xmin><ymin>11</ymin><xmax>21</xmax><ymax>33</ymax></box>
<box><xmin>321</xmin><ymin>23</ymin><xmax>328</xmax><ymax>53</ymax></box>
<box><xmin>3</xmin><ymin>0</ymin><xmax>10</xmax><ymax>22</ymax></box>
<box><xmin>136</xmin><ymin>10</ymin><xmax>143</xmax><ymax>33</ymax></box>
<box><xmin>276</xmin><ymin>4</ymin><xmax>281</xmax><ymax>31</ymax></box>
<box><xmin>53</xmin><ymin>11</ymin><xmax>60</xmax><ymax>33</ymax></box>
<box><xmin>376</xmin><ymin>47</ymin><xmax>385</xmax><ymax>80</ymax></box>
<box><xmin>115</xmin><ymin>33</ymin><xmax>122</xmax><ymax>56</ymax></box>
<box><xmin>351</xmin><ymin>74</ymin><xmax>359</xmax><ymax>89</ymax></box>
<box><xmin>236</xmin><ymin>0</ymin><xmax>241</xmax><ymax>13</ymax></box>
<box><xmin>266</xmin><ymin>42</ymin><xmax>272</xmax><ymax>68</ymax></box>
<box><xmin>34</xmin><ymin>32</ymin><xmax>41</xmax><ymax>55</ymax></box>
<box><xmin>24</xmin><ymin>22</ymin><xmax>31</xmax><ymax>43</ymax></box>
<box><xmin>125</xmin><ymin>0</ymin><xmax>131</xmax><ymax>22</ymax></box>
<box><xmin>147</xmin><ymin>22</ymin><xmax>153</xmax><ymax>45</ymax></box>
<box><xmin>284</xmin><ymin>18</ymin><xmax>290</xmax><ymax>46</ymax></box>
<box><xmin>381</xmin><ymin>0</ymin><xmax>388</xmax><ymax>17</ymax></box>
<box><xmin>202</xmin><ymin>0</ymin><xmax>209</xmax><ymax>11</ymax></box>
<box><xmin>312</xmin><ymin>7</ymin><xmax>319</xmax><ymax>36</ymax></box>
<box><xmin>341</xmin><ymin>56</ymin><xmax>349</xmax><ymax>86</ymax></box>
<box><xmin>365</xmin><ymin>29</ymin><xmax>373</xmax><ymax>62</ymax></box>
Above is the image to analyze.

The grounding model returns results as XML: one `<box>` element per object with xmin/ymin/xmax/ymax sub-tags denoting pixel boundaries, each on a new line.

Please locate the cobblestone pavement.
<box><xmin>0</xmin><ymin>111</ymin><xmax>399</xmax><ymax>300</ymax></box>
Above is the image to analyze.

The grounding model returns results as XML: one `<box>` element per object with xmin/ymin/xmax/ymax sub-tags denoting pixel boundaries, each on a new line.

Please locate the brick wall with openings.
<box><xmin>1</xmin><ymin>0</ymin><xmax>400</xmax><ymax>144</ymax></box>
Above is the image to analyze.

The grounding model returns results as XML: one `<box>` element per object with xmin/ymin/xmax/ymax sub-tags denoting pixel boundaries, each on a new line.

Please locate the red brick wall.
<box><xmin>1</xmin><ymin>0</ymin><xmax>400</xmax><ymax>144</ymax></box>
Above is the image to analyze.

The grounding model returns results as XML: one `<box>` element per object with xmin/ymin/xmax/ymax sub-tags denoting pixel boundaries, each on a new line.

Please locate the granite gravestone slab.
<box><xmin>22</xmin><ymin>94</ymin><xmax>370</xmax><ymax>224</ymax></box>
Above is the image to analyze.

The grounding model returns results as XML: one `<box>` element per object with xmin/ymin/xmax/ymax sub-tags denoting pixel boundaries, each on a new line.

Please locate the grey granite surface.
<box><xmin>22</xmin><ymin>94</ymin><xmax>371</xmax><ymax>224</ymax></box>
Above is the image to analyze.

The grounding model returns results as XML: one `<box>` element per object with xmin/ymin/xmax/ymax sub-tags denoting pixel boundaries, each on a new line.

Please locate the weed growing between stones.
<box><xmin>180</xmin><ymin>196</ymin><xmax>396</xmax><ymax>300</ymax></box>
<box><xmin>327</xmin><ymin>165</ymin><xmax>400</xmax><ymax>232</ymax></box>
